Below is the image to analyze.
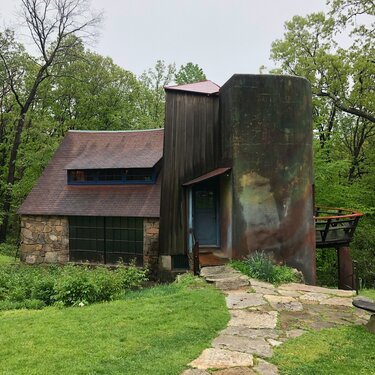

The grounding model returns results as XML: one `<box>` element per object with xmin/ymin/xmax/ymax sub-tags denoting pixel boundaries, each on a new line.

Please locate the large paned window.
<box><xmin>69</xmin><ymin>216</ymin><xmax>144</xmax><ymax>265</ymax></box>
<box><xmin>67</xmin><ymin>168</ymin><xmax>155</xmax><ymax>185</ymax></box>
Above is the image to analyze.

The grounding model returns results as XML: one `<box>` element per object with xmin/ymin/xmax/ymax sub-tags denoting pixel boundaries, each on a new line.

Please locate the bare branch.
<box><xmin>316</xmin><ymin>91</ymin><xmax>375</xmax><ymax>123</ymax></box>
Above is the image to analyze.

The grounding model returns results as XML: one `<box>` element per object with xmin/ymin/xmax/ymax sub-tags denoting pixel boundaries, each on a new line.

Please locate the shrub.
<box><xmin>316</xmin><ymin>248</ymin><xmax>338</xmax><ymax>287</ymax></box>
<box><xmin>32</xmin><ymin>276</ymin><xmax>58</xmax><ymax>305</ymax></box>
<box><xmin>174</xmin><ymin>273</ymin><xmax>207</xmax><ymax>289</ymax></box>
<box><xmin>0</xmin><ymin>243</ymin><xmax>18</xmax><ymax>257</ymax></box>
<box><xmin>0</xmin><ymin>262</ymin><xmax>148</xmax><ymax>309</ymax></box>
<box><xmin>231</xmin><ymin>251</ymin><xmax>299</xmax><ymax>285</ymax></box>
<box><xmin>114</xmin><ymin>262</ymin><xmax>148</xmax><ymax>290</ymax></box>
<box><xmin>351</xmin><ymin>217</ymin><xmax>375</xmax><ymax>289</ymax></box>
<box><xmin>0</xmin><ymin>299</ymin><xmax>45</xmax><ymax>311</ymax></box>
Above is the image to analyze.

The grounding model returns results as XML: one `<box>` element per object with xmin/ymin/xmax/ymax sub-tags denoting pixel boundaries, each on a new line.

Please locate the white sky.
<box><xmin>0</xmin><ymin>0</ymin><xmax>328</xmax><ymax>85</ymax></box>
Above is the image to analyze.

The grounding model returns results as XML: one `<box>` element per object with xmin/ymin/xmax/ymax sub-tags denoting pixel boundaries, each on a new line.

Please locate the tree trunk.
<box><xmin>0</xmin><ymin>111</ymin><xmax>26</xmax><ymax>242</ymax></box>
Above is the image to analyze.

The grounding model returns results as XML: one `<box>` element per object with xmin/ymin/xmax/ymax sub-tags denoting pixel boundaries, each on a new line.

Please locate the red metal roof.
<box><xmin>182</xmin><ymin>168</ymin><xmax>231</xmax><ymax>186</ymax></box>
<box><xmin>18</xmin><ymin>129</ymin><xmax>163</xmax><ymax>218</ymax></box>
<box><xmin>165</xmin><ymin>80</ymin><xmax>220</xmax><ymax>95</ymax></box>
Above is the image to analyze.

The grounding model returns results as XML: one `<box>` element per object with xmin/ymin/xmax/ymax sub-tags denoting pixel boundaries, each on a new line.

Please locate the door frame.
<box><xmin>188</xmin><ymin>178</ymin><xmax>220</xmax><ymax>249</ymax></box>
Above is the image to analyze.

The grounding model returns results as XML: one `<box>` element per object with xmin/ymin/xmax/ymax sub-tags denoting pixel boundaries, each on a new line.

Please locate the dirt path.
<box><xmin>182</xmin><ymin>266</ymin><xmax>370</xmax><ymax>375</ymax></box>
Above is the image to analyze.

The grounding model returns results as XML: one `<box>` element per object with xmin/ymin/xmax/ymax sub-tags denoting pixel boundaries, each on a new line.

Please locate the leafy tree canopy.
<box><xmin>175</xmin><ymin>62</ymin><xmax>206</xmax><ymax>84</ymax></box>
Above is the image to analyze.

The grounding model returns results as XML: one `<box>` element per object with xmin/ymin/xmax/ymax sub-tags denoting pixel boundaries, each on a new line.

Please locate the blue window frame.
<box><xmin>67</xmin><ymin>168</ymin><xmax>156</xmax><ymax>185</ymax></box>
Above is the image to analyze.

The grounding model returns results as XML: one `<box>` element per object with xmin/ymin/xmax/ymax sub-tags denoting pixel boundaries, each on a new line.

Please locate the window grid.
<box><xmin>67</xmin><ymin>168</ymin><xmax>155</xmax><ymax>185</ymax></box>
<box><xmin>69</xmin><ymin>216</ymin><xmax>144</xmax><ymax>265</ymax></box>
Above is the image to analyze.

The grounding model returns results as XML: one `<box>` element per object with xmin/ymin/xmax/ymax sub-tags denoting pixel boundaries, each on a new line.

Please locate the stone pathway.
<box><xmin>182</xmin><ymin>266</ymin><xmax>371</xmax><ymax>375</ymax></box>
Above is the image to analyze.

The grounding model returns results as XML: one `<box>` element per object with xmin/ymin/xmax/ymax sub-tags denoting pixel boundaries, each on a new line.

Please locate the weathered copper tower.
<box><xmin>220</xmin><ymin>75</ymin><xmax>316</xmax><ymax>284</ymax></box>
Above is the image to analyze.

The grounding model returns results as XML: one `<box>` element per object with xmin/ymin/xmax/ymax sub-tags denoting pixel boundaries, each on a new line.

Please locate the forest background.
<box><xmin>0</xmin><ymin>0</ymin><xmax>373</xmax><ymax>287</ymax></box>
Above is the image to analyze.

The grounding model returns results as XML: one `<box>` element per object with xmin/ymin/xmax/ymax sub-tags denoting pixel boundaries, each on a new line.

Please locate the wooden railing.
<box><xmin>315</xmin><ymin>206</ymin><xmax>364</xmax><ymax>248</ymax></box>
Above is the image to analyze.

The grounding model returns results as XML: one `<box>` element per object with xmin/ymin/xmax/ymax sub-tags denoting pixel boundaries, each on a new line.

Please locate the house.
<box><xmin>19</xmin><ymin>129</ymin><xmax>163</xmax><ymax>269</ymax></box>
<box><xmin>19</xmin><ymin>74</ymin><xmax>316</xmax><ymax>283</ymax></box>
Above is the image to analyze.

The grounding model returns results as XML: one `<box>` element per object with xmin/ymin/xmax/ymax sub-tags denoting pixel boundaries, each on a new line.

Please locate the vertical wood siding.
<box><xmin>160</xmin><ymin>92</ymin><xmax>219</xmax><ymax>255</ymax></box>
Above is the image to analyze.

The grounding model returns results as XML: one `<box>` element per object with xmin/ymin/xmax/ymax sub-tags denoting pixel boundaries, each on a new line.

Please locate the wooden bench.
<box><xmin>352</xmin><ymin>296</ymin><xmax>375</xmax><ymax>333</ymax></box>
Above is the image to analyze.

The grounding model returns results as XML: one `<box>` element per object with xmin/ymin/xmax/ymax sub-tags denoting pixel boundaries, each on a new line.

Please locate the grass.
<box><xmin>230</xmin><ymin>251</ymin><xmax>299</xmax><ymax>285</ymax></box>
<box><xmin>271</xmin><ymin>325</ymin><xmax>375</xmax><ymax>375</ymax></box>
<box><xmin>0</xmin><ymin>282</ymin><xmax>229</xmax><ymax>375</ymax></box>
<box><xmin>0</xmin><ymin>254</ymin><xmax>17</xmax><ymax>264</ymax></box>
<box><xmin>360</xmin><ymin>289</ymin><xmax>375</xmax><ymax>300</ymax></box>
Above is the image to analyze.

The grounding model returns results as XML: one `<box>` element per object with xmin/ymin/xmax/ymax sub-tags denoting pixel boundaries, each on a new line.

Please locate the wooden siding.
<box><xmin>160</xmin><ymin>92</ymin><xmax>220</xmax><ymax>255</ymax></box>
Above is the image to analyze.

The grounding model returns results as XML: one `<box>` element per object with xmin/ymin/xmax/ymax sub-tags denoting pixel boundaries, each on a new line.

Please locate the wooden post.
<box><xmin>337</xmin><ymin>246</ymin><xmax>355</xmax><ymax>290</ymax></box>
<box><xmin>192</xmin><ymin>241</ymin><xmax>200</xmax><ymax>276</ymax></box>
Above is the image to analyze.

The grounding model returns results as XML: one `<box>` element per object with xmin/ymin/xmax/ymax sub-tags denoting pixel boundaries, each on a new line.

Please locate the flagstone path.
<box><xmin>181</xmin><ymin>266</ymin><xmax>371</xmax><ymax>375</ymax></box>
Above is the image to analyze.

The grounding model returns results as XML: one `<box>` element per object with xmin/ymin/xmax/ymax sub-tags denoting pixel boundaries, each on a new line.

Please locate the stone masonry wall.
<box><xmin>143</xmin><ymin>218</ymin><xmax>159</xmax><ymax>273</ymax></box>
<box><xmin>20</xmin><ymin>215</ymin><xmax>159</xmax><ymax>269</ymax></box>
<box><xmin>20</xmin><ymin>215</ymin><xmax>69</xmax><ymax>264</ymax></box>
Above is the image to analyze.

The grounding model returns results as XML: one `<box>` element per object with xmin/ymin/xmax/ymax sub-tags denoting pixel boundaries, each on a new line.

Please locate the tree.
<box><xmin>269</xmin><ymin>0</ymin><xmax>375</xmax><ymax>286</ymax></box>
<box><xmin>175</xmin><ymin>62</ymin><xmax>206</xmax><ymax>84</ymax></box>
<box><xmin>0</xmin><ymin>0</ymin><xmax>101</xmax><ymax>242</ymax></box>
<box><xmin>139</xmin><ymin>60</ymin><xmax>176</xmax><ymax>128</ymax></box>
<box><xmin>270</xmin><ymin>6</ymin><xmax>374</xmax><ymax>183</ymax></box>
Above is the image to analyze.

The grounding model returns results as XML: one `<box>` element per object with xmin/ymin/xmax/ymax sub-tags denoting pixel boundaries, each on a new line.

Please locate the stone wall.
<box><xmin>20</xmin><ymin>215</ymin><xmax>160</xmax><ymax>269</ymax></box>
<box><xmin>143</xmin><ymin>218</ymin><xmax>160</xmax><ymax>273</ymax></box>
<box><xmin>20</xmin><ymin>215</ymin><xmax>69</xmax><ymax>264</ymax></box>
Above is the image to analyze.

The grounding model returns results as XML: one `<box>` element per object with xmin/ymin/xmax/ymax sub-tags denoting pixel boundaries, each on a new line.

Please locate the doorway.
<box><xmin>193</xmin><ymin>180</ymin><xmax>220</xmax><ymax>247</ymax></box>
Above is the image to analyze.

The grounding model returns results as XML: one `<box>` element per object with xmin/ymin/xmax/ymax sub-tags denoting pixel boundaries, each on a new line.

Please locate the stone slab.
<box><xmin>216</xmin><ymin>277</ymin><xmax>250</xmax><ymax>290</ymax></box>
<box><xmin>226</xmin><ymin>292</ymin><xmax>267</xmax><ymax>309</ymax></box>
<box><xmin>206</xmin><ymin>272</ymin><xmax>243</xmax><ymax>282</ymax></box>
<box><xmin>284</xmin><ymin>329</ymin><xmax>307</xmax><ymax>339</ymax></box>
<box><xmin>253</xmin><ymin>359</ymin><xmax>279</xmax><ymax>375</ymax></box>
<box><xmin>212</xmin><ymin>367</ymin><xmax>257</xmax><ymax>374</ymax></box>
<box><xmin>189</xmin><ymin>348</ymin><xmax>253</xmax><ymax>370</ymax></box>
<box><xmin>320</xmin><ymin>297</ymin><xmax>353</xmax><ymax>307</ymax></box>
<box><xmin>278</xmin><ymin>283</ymin><xmax>355</xmax><ymax>297</ymax></box>
<box><xmin>264</xmin><ymin>295</ymin><xmax>304</xmax><ymax>311</ymax></box>
<box><xmin>229</xmin><ymin>310</ymin><xmax>278</xmax><ymax>329</ymax></box>
<box><xmin>299</xmin><ymin>292</ymin><xmax>330</xmax><ymax>303</ymax></box>
<box><xmin>277</xmin><ymin>289</ymin><xmax>301</xmax><ymax>297</ymax></box>
<box><xmin>249</xmin><ymin>279</ymin><xmax>275</xmax><ymax>289</ymax></box>
<box><xmin>252</xmin><ymin>286</ymin><xmax>279</xmax><ymax>295</ymax></box>
<box><xmin>213</xmin><ymin>335</ymin><xmax>273</xmax><ymax>358</ymax></box>
<box><xmin>267</xmin><ymin>338</ymin><xmax>283</xmax><ymax>347</ymax></box>
<box><xmin>181</xmin><ymin>370</ymin><xmax>210</xmax><ymax>375</ymax></box>
<box><xmin>365</xmin><ymin>314</ymin><xmax>375</xmax><ymax>334</ymax></box>
<box><xmin>220</xmin><ymin>326</ymin><xmax>279</xmax><ymax>339</ymax></box>
<box><xmin>200</xmin><ymin>266</ymin><xmax>231</xmax><ymax>277</ymax></box>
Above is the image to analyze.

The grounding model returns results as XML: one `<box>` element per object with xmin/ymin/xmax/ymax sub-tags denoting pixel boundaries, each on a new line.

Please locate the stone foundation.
<box><xmin>144</xmin><ymin>218</ymin><xmax>160</xmax><ymax>273</ymax></box>
<box><xmin>20</xmin><ymin>215</ymin><xmax>69</xmax><ymax>264</ymax></box>
<box><xmin>20</xmin><ymin>215</ymin><xmax>160</xmax><ymax>269</ymax></box>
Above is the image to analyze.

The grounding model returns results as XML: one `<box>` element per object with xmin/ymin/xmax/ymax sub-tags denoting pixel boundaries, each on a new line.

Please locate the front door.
<box><xmin>193</xmin><ymin>181</ymin><xmax>219</xmax><ymax>246</ymax></box>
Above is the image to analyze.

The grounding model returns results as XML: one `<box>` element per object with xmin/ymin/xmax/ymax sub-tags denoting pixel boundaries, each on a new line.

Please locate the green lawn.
<box><xmin>0</xmin><ymin>283</ymin><xmax>229</xmax><ymax>375</ymax></box>
<box><xmin>271</xmin><ymin>325</ymin><xmax>375</xmax><ymax>375</ymax></box>
<box><xmin>360</xmin><ymin>289</ymin><xmax>375</xmax><ymax>300</ymax></box>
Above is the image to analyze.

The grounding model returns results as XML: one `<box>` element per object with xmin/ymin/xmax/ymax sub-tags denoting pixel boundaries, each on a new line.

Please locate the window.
<box><xmin>67</xmin><ymin>168</ymin><xmax>155</xmax><ymax>185</ymax></box>
<box><xmin>69</xmin><ymin>216</ymin><xmax>144</xmax><ymax>265</ymax></box>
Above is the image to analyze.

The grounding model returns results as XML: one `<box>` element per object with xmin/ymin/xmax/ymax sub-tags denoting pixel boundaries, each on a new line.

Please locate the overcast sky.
<box><xmin>0</xmin><ymin>0</ymin><xmax>328</xmax><ymax>85</ymax></box>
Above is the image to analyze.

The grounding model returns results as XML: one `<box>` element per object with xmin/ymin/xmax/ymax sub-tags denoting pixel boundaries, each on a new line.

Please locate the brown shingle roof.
<box><xmin>165</xmin><ymin>80</ymin><xmax>220</xmax><ymax>95</ymax></box>
<box><xmin>65</xmin><ymin>130</ymin><xmax>163</xmax><ymax>169</ymax></box>
<box><xmin>18</xmin><ymin>129</ymin><xmax>163</xmax><ymax>217</ymax></box>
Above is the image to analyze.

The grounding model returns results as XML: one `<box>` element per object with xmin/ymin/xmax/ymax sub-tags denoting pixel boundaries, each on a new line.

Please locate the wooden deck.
<box><xmin>315</xmin><ymin>206</ymin><xmax>363</xmax><ymax>248</ymax></box>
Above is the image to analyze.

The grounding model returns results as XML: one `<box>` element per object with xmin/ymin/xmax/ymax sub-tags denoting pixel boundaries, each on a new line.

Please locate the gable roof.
<box><xmin>18</xmin><ymin>129</ymin><xmax>163</xmax><ymax>218</ymax></box>
<box><xmin>165</xmin><ymin>80</ymin><xmax>220</xmax><ymax>95</ymax></box>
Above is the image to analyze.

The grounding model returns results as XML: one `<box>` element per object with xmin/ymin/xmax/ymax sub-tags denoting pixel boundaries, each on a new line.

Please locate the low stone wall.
<box><xmin>144</xmin><ymin>218</ymin><xmax>160</xmax><ymax>273</ymax></box>
<box><xmin>20</xmin><ymin>215</ymin><xmax>160</xmax><ymax>269</ymax></box>
<box><xmin>20</xmin><ymin>215</ymin><xmax>69</xmax><ymax>264</ymax></box>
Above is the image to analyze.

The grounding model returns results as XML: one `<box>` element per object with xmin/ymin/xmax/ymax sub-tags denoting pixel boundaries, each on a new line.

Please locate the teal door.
<box><xmin>193</xmin><ymin>181</ymin><xmax>219</xmax><ymax>246</ymax></box>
